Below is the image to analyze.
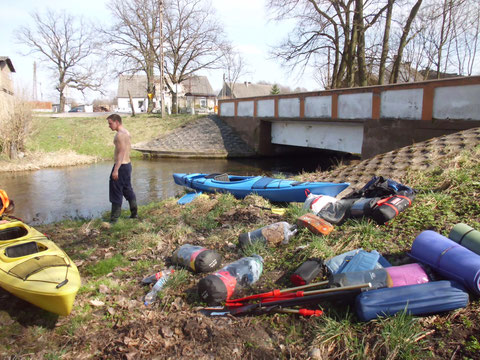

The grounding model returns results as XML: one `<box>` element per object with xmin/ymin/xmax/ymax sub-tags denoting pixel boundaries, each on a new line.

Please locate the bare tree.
<box><xmin>162</xmin><ymin>0</ymin><xmax>228</xmax><ymax>112</ymax></box>
<box><xmin>268</xmin><ymin>0</ymin><xmax>390</xmax><ymax>89</ymax></box>
<box><xmin>104</xmin><ymin>0</ymin><xmax>161</xmax><ymax>113</ymax></box>
<box><xmin>16</xmin><ymin>9</ymin><xmax>103</xmax><ymax>112</ymax></box>
<box><xmin>378</xmin><ymin>0</ymin><xmax>395</xmax><ymax>84</ymax></box>
<box><xmin>220</xmin><ymin>45</ymin><xmax>249</xmax><ymax>99</ymax></box>
<box><xmin>389</xmin><ymin>0</ymin><xmax>423</xmax><ymax>83</ymax></box>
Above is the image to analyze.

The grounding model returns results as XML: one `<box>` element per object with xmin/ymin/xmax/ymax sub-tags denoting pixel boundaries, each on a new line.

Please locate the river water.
<box><xmin>1</xmin><ymin>155</ymin><xmax>341</xmax><ymax>225</ymax></box>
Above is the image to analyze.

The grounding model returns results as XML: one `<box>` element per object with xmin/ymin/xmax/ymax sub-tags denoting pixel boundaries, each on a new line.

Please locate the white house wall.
<box><xmin>271</xmin><ymin>121</ymin><xmax>364</xmax><ymax>154</ymax></box>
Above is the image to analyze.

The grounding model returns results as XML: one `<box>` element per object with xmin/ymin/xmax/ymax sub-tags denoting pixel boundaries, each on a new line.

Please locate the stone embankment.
<box><xmin>305</xmin><ymin>127</ymin><xmax>480</xmax><ymax>193</ymax></box>
<box><xmin>133</xmin><ymin>116</ymin><xmax>255</xmax><ymax>158</ymax></box>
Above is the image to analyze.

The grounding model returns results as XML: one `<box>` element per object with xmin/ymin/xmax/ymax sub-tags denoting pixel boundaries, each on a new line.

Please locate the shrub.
<box><xmin>0</xmin><ymin>96</ymin><xmax>33</xmax><ymax>159</ymax></box>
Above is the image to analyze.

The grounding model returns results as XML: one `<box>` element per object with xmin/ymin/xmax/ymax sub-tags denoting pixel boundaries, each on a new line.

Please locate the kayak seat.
<box><xmin>205</xmin><ymin>173</ymin><xmax>230</xmax><ymax>182</ymax></box>
<box><xmin>0</xmin><ymin>226</ymin><xmax>29</xmax><ymax>241</ymax></box>
<box><xmin>5</xmin><ymin>241</ymin><xmax>40</xmax><ymax>258</ymax></box>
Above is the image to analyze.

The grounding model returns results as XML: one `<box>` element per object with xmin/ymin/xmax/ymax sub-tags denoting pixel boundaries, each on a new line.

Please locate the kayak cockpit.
<box><xmin>0</xmin><ymin>224</ymin><xmax>28</xmax><ymax>241</ymax></box>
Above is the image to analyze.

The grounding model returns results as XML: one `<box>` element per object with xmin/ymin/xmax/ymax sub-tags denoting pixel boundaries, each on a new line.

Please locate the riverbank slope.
<box><xmin>0</xmin><ymin>113</ymin><xmax>200</xmax><ymax>172</ymax></box>
<box><xmin>0</xmin><ymin>128</ymin><xmax>479</xmax><ymax>359</ymax></box>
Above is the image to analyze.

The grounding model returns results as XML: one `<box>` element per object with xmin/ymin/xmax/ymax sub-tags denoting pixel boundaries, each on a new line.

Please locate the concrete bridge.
<box><xmin>218</xmin><ymin>76</ymin><xmax>480</xmax><ymax>158</ymax></box>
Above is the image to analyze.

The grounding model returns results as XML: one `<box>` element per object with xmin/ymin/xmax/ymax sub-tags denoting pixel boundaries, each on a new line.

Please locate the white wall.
<box><xmin>338</xmin><ymin>93</ymin><xmax>372</xmax><ymax>119</ymax></box>
<box><xmin>278</xmin><ymin>98</ymin><xmax>300</xmax><ymax>117</ymax></box>
<box><xmin>433</xmin><ymin>84</ymin><xmax>480</xmax><ymax>120</ymax></box>
<box><xmin>221</xmin><ymin>102</ymin><xmax>235</xmax><ymax>116</ymax></box>
<box><xmin>271</xmin><ymin>121</ymin><xmax>364</xmax><ymax>154</ymax></box>
<box><xmin>381</xmin><ymin>89</ymin><xmax>423</xmax><ymax>120</ymax></box>
<box><xmin>305</xmin><ymin>96</ymin><xmax>331</xmax><ymax>118</ymax></box>
<box><xmin>257</xmin><ymin>99</ymin><xmax>274</xmax><ymax>117</ymax></box>
<box><xmin>237</xmin><ymin>101</ymin><xmax>254</xmax><ymax>117</ymax></box>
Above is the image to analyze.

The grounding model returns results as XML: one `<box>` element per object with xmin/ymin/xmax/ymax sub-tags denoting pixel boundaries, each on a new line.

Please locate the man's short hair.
<box><xmin>107</xmin><ymin>114</ymin><xmax>122</xmax><ymax>124</ymax></box>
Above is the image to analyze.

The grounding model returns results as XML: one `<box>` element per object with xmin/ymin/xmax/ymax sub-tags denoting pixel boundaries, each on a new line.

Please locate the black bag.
<box><xmin>371</xmin><ymin>195</ymin><xmax>412</xmax><ymax>225</ymax></box>
<box><xmin>350</xmin><ymin>197</ymin><xmax>380</xmax><ymax>218</ymax></box>
<box><xmin>290</xmin><ymin>258</ymin><xmax>324</xmax><ymax>286</ymax></box>
<box><xmin>343</xmin><ymin>176</ymin><xmax>416</xmax><ymax>200</ymax></box>
<box><xmin>317</xmin><ymin>199</ymin><xmax>356</xmax><ymax>225</ymax></box>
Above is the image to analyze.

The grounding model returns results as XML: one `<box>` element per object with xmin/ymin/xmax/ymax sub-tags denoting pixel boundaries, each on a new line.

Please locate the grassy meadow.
<box><xmin>1</xmin><ymin>139</ymin><xmax>479</xmax><ymax>358</ymax></box>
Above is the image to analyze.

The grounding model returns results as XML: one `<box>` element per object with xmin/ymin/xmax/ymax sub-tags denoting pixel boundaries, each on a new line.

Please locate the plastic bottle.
<box><xmin>144</xmin><ymin>269</ymin><xmax>174</xmax><ymax>306</ymax></box>
<box><xmin>238</xmin><ymin>222</ymin><xmax>298</xmax><ymax>248</ymax></box>
<box><xmin>197</xmin><ymin>255</ymin><xmax>263</xmax><ymax>305</ymax></box>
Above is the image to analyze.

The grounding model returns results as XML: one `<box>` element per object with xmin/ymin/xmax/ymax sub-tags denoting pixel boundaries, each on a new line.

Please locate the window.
<box><xmin>200</xmin><ymin>98</ymin><xmax>207</xmax><ymax>108</ymax></box>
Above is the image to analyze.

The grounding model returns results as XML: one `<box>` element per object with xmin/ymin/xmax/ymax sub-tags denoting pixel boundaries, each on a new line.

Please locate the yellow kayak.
<box><xmin>0</xmin><ymin>219</ymin><xmax>81</xmax><ymax>316</ymax></box>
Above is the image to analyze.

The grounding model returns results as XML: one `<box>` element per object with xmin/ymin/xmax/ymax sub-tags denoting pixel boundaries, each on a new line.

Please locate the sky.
<box><xmin>1</xmin><ymin>0</ymin><xmax>318</xmax><ymax>104</ymax></box>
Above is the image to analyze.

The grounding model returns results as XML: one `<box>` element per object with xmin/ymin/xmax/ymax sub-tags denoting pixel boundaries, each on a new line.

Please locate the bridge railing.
<box><xmin>219</xmin><ymin>76</ymin><xmax>480</xmax><ymax>121</ymax></box>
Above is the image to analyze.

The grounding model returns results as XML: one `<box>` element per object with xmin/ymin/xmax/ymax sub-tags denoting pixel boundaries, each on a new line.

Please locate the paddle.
<box><xmin>225</xmin><ymin>280</ymin><xmax>329</xmax><ymax>304</ymax></box>
<box><xmin>177</xmin><ymin>192</ymin><xmax>203</xmax><ymax>205</ymax></box>
<box><xmin>203</xmin><ymin>283</ymin><xmax>371</xmax><ymax>316</ymax></box>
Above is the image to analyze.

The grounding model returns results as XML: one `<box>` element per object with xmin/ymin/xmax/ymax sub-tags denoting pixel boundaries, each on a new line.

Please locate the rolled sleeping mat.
<box><xmin>355</xmin><ymin>280</ymin><xmax>469</xmax><ymax>322</ymax></box>
<box><xmin>410</xmin><ymin>230</ymin><xmax>480</xmax><ymax>295</ymax></box>
<box><xmin>385</xmin><ymin>263</ymin><xmax>429</xmax><ymax>287</ymax></box>
<box><xmin>171</xmin><ymin>244</ymin><xmax>222</xmax><ymax>273</ymax></box>
<box><xmin>449</xmin><ymin>223</ymin><xmax>480</xmax><ymax>256</ymax></box>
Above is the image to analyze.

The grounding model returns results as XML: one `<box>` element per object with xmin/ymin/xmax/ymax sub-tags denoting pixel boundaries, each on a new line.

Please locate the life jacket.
<box><xmin>0</xmin><ymin>189</ymin><xmax>10</xmax><ymax>216</ymax></box>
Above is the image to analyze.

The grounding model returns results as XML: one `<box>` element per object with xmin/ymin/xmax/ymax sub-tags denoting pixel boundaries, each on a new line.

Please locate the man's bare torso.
<box><xmin>114</xmin><ymin>128</ymin><xmax>131</xmax><ymax>164</ymax></box>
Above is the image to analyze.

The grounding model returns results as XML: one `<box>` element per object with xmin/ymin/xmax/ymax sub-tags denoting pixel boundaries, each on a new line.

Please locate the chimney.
<box><xmin>244</xmin><ymin>81</ymin><xmax>248</xmax><ymax>87</ymax></box>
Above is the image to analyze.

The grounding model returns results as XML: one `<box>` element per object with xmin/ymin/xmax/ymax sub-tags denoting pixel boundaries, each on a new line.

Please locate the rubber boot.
<box><xmin>110</xmin><ymin>203</ymin><xmax>122</xmax><ymax>223</ymax></box>
<box><xmin>129</xmin><ymin>198</ymin><xmax>138</xmax><ymax>219</ymax></box>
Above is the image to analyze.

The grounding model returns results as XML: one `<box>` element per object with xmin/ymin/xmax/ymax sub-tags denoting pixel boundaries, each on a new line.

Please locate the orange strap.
<box><xmin>0</xmin><ymin>189</ymin><xmax>10</xmax><ymax>216</ymax></box>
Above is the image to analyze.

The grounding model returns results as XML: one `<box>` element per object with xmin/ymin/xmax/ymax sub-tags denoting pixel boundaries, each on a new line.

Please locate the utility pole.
<box><xmin>33</xmin><ymin>61</ymin><xmax>38</xmax><ymax>101</ymax></box>
<box><xmin>159</xmin><ymin>0</ymin><xmax>165</xmax><ymax>118</ymax></box>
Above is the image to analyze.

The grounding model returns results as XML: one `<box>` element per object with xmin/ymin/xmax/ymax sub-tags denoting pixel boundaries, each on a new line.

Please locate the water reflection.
<box><xmin>0</xmin><ymin>155</ymin><xmax>340</xmax><ymax>225</ymax></box>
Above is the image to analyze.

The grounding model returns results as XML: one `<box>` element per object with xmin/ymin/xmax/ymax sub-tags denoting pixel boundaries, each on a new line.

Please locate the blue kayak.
<box><xmin>173</xmin><ymin>173</ymin><xmax>350</xmax><ymax>202</ymax></box>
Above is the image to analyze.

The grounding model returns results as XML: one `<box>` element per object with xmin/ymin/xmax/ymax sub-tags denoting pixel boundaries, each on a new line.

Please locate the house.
<box><xmin>0</xmin><ymin>56</ymin><xmax>16</xmax><ymax>119</ymax></box>
<box><xmin>0</xmin><ymin>56</ymin><xmax>15</xmax><ymax>97</ymax></box>
<box><xmin>218</xmin><ymin>81</ymin><xmax>272</xmax><ymax>99</ymax></box>
<box><xmin>116</xmin><ymin>74</ymin><xmax>216</xmax><ymax>114</ymax></box>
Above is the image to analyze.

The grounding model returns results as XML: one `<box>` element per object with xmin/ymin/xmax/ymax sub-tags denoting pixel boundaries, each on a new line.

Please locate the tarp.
<box><xmin>356</xmin><ymin>280</ymin><xmax>469</xmax><ymax>321</ymax></box>
<box><xmin>410</xmin><ymin>230</ymin><xmax>480</xmax><ymax>295</ymax></box>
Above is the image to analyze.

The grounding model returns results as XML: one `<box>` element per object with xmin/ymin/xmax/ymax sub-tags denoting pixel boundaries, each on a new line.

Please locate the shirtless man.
<box><xmin>107</xmin><ymin>114</ymin><xmax>137</xmax><ymax>223</ymax></box>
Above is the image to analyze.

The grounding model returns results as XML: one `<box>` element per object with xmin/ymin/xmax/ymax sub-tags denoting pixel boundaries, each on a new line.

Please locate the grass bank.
<box><xmin>0</xmin><ymin>113</ymin><xmax>201</xmax><ymax>171</ymax></box>
<box><xmin>1</xmin><ymin>144</ymin><xmax>479</xmax><ymax>359</ymax></box>
<box><xmin>27</xmin><ymin>113</ymin><xmax>200</xmax><ymax>160</ymax></box>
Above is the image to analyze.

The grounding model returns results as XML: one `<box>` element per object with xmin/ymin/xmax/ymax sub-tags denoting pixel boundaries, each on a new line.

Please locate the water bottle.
<box><xmin>144</xmin><ymin>269</ymin><xmax>174</xmax><ymax>306</ymax></box>
<box><xmin>197</xmin><ymin>255</ymin><xmax>263</xmax><ymax>305</ymax></box>
<box><xmin>238</xmin><ymin>222</ymin><xmax>297</xmax><ymax>248</ymax></box>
